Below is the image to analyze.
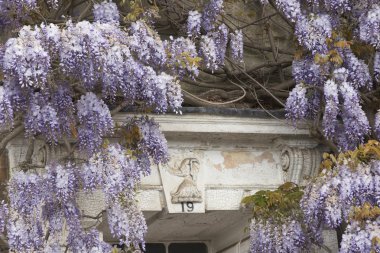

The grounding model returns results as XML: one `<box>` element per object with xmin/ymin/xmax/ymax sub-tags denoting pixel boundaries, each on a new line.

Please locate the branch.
<box><xmin>182</xmin><ymin>78</ymin><xmax>246</xmax><ymax>106</ymax></box>
<box><xmin>244</xmin><ymin>44</ymin><xmax>294</xmax><ymax>55</ymax></box>
<box><xmin>82</xmin><ymin>210</ymin><xmax>103</xmax><ymax>220</ymax></box>
<box><xmin>238</xmin><ymin>12</ymin><xmax>278</xmax><ymax>29</ymax></box>
<box><xmin>111</xmin><ymin>101</ymin><xmax>129</xmax><ymax>116</ymax></box>
<box><xmin>0</xmin><ymin>125</ymin><xmax>24</xmax><ymax>156</ymax></box>
<box><xmin>181</xmin><ymin>77</ymin><xmax>236</xmax><ymax>90</ymax></box>
<box><xmin>77</xmin><ymin>1</ymin><xmax>92</xmax><ymax>22</ymax></box>
<box><xmin>225</xmin><ymin>57</ymin><xmax>285</xmax><ymax>107</ymax></box>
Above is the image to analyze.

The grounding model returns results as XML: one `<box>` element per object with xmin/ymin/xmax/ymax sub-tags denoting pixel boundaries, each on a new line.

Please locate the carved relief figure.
<box><xmin>167</xmin><ymin>158</ymin><xmax>202</xmax><ymax>203</ymax></box>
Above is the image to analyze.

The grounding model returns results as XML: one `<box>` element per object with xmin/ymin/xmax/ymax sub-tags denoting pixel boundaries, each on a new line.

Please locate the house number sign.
<box><xmin>181</xmin><ymin>202</ymin><xmax>194</xmax><ymax>212</ymax></box>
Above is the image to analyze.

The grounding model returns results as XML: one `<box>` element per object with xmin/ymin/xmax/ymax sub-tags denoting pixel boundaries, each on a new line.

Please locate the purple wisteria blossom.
<box><xmin>343</xmin><ymin>50</ymin><xmax>372</xmax><ymax>90</ymax></box>
<box><xmin>199</xmin><ymin>35</ymin><xmax>218</xmax><ymax>71</ymax></box>
<box><xmin>359</xmin><ymin>4</ymin><xmax>380</xmax><ymax>49</ymax></box>
<box><xmin>93</xmin><ymin>1</ymin><xmax>120</xmax><ymax>24</ymax></box>
<box><xmin>285</xmin><ymin>84</ymin><xmax>309</xmax><ymax>123</ymax></box>
<box><xmin>249</xmin><ymin>219</ymin><xmax>310</xmax><ymax>253</ymax></box>
<box><xmin>375</xmin><ymin>51</ymin><xmax>380</xmax><ymax>81</ymax></box>
<box><xmin>324</xmin><ymin>0</ymin><xmax>351</xmax><ymax>13</ymax></box>
<box><xmin>0</xmin><ymin>201</ymin><xmax>8</xmax><ymax>233</ymax></box>
<box><xmin>76</xmin><ymin>92</ymin><xmax>114</xmax><ymax>154</ymax></box>
<box><xmin>187</xmin><ymin>11</ymin><xmax>202</xmax><ymax>37</ymax></box>
<box><xmin>202</xmin><ymin>0</ymin><xmax>224</xmax><ymax>32</ymax></box>
<box><xmin>164</xmin><ymin>37</ymin><xmax>199</xmax><ymax>78</ymax></box>
<box><xmin>340</xmin><ymin>219</ymin><xmax>380</xmax><ymax>253</ymax></box>
<box><xmin>24</xmin><ymin>97</ymin><xmax>60</xmax><ymax>143</ymax></box>
<box><xmin>322</xmin><ymin>79</ymin><xmax>339</xmax><ymax>139</ymax></box>
<box><xmin>275</xmin><ymin>0</ymin><xmax>301</xmax><ymax>23</ymax></box>
<box><xmin>301</xmin><ymin>160</ymin><xmax>380</xmax><ymax>243</ymax></box>
<box><xmin>0</xmin><ymin>86</ymin><xmax>14</xmax><ymax>127</ymax></box>
<box><xmin>230</xmin><ymin>30</ymin><xmax>244</xmax><ymax>63</ymax></box>
<box><xmin>0</xmin><ymin>1</ymin><xmax>241</xmax><ymax>252</ymax></box>
<box><xmin>2</xmin><ymin>26</ymin><xmax>51</xmax><ymax>88</ymax></box>
<box><xmin>292</xmin><ymin>58</ymin><xmax>325</xmax><ymax>86</ymax></box>
<box><xmin>375</xmin><ymin>110</ymin><xmax>380</xmax><ymax>139</ymax></box>
<box><xmin>213</xmin><ymin>24</ymin><xmax>229</xmax><ymax>65</ymax></box>
<box><xmin>339</xmin><ymin>82</ymin><xmax>370</xmax><ymax>150</ymax></box>
<box><xmin>129</xmin><ymin>21</ymin><xmax>167</xmax><ymax>67</ymax></box>
<box><xmin>295</xmin><ymin>14</ymin><xmax>332</xmax><ymax>54</ymax></box>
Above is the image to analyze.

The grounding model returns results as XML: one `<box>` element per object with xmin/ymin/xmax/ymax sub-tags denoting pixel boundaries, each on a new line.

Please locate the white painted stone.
<box><xmin>5</xmin><ymin>113</ymin><xmax>333</xmax><ymax>252</ymax></box>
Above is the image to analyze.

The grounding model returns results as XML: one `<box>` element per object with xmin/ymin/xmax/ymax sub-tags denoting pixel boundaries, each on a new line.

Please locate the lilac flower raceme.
<box><xmin>359</xmin><ymin>4</ymin><xmax>380</xmax><ymax>49</ymax></box>
<box><xmin>375</xmin><ymin>110</ymin><xmax>380</xmax><ymax>139</ymax></box>
<box><xmin>0</xmin><ymin>86</ymin><xmax>14</xmax><ymax>127</ymax></box>
<box><xmin>295</xmin><ymin>14</ymin><xmax>332</xmax><ymax>54</ymax></box>
<box><xmin>2</xmin><ymin>26</ymin><xmax>50</xmax><ymax>88</ymax></box>
<box><xmin>85</xmin><ymin>144</ymin><xmax>141</xmax><ymax>201</ymax></box>
<box><xmin>202</xmin><ymin>0</ymin><xmax>224</xmax><ymax>32</ymax></box>
<box><xmin>230</xmin><ymin>30</ymin><xmax>244</xmax><ymax>63</ymax></box>
<box><xmin>301</xmin><ymin>158</ymin><xmax>380</xmax><ymax>242</ymax></box>
<box><xmin>343</xmin><ymin>50</ymin><xmax>372</xmax><ymax>90</ymax></box>
<box><xmin>93</xmin><ymin>1</ymin><xmax>120</xmax><ymax>24</ymax></box>
<box><xmin>200</xmin><ymin>35</ymin><xmax>218</xmax><ymax>71</ymax></box>
<box><xmin>276</xmin><ymin>0</ymin><xmax>301</xmax><ymax>23</ymax></box>
<box><xmin>322</xmin><ymin>79</ymin><xmax>339</xmax><ymax>139</ymax></box>
<box><xmin>0</xmin><ymin>201</ymin><xmax>8</xmax><ymax>233</ymax></box>
<box><xmin>44</xmin><ymin>163</ymin><xmax>79</xmax><ymax>203</ymax></box>
<box><xmin>166</xmin><ymin>76</ymin><xmax>183</xmax><ymax>113</ymax></box>
<box><xmin>76</xmin><ymin>92</ymin><xmax>114</xmax><ymax>154</ymax></box>
<box><xmin>375</xmin><ymin>51</ymin><xmax>380</xmax><ymax>82</ymax></box>
<box><xmin>24</xmin><ymin>94</ymin><xmax>60</xmax><ymax>143</ymax></box>
<box><xmin>129</xmin><ymin>21</ymin><xmax>167</xmax><ymax>67</ymax></box>
<box><xmin>292</xmin><ymin>58</ymin><xmax>325</xmax><ymax>86</ymax></box>
<box><xmin>107</xmin><ymin>202</ymin><xmax>147</xmax><ymax>249</ymax></box>
<box><xmin>339</xmin><ymin>82</ymin><xmax>370</xmax><ymax>150</ymax></box>
<box><xmin>8</xmin><ymin>172</ymin><xmax>45</xmax><ymax>216</ymax></box>
<box><xmin>136</xmin><ymin>117</ymin><xmax>169</xmax><ymax>164</ymax></box>
<box><xmin>323</xmin><ymin>0</ymin><xmax>351</xmax><ymax>13</ymax></box>
<box><xmin>213</xmin><ymin>24</ymin><xmax>229</xmax><ymax>66</ymax></box>
<box><xmin>249</xmin><ymin>219</ymin><xmax>310</xmax><ymax>253</ymax></box>
<box><xmin>7</xmin><ymin>217</ymin><xmax>44</xmax><ymax>252</ymax></box>
<box><xmin>50</xmin><ymin>85</ymin><xmax>76</xmax><ymax>135</ymax></box>
<box><xmin>60</xmin><ymin>21</ymin><xmax>105</xmax><ymax>90</ymax></box>
<box><xmin>187</xmin><ymin>11</ymin><xmax>202</xmax><ymax>37</ymax></box>
<box><xmin>164</xmin><ymin>37</ymin><xmax>199</xmax><ymax>78</ymax></box>
<box><xmin>285</xmin><ymin>84</ymin><xmax>309</xmax><ymax>123</ymax></box>
<box><xmin>40</xmin><ymin>23</ymin><xmax>61</xmax><ymax>55</ymax></box>
<box><xmin>340</xmin><ymin>219</ymin><xmax>380</xmax><ymax>253</ymax></box>
<box><xmin>0</xmin><ymin>1</ymin><xmax>188</xmax><ymax>252</ymax></box>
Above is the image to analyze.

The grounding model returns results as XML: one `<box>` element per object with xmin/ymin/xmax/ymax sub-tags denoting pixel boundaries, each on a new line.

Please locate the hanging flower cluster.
<box><xmin>301</xmin><ymin>141</ymin><xmax>380</xmax><ymax>250</ymax></box>
<box><xmin>184</xmin><ymin>0</ymin><xmax>244</xmax><ymax>70</ymax></box>
<box><xmin>280</xmin><ymin>0</ymin><xmax>380</xmax><ymax>151</ymax></box>
<box><xmin>242</xmin><ymin>183</ymin><xmax>312</xmax><ymax>253</ymax></box>
<box><xmin>0</xmin><ymin>0</ymin><xmax>243</xmax><ymax>251</ymax></box>
<box><xmin>249</xmin><ymin>219</ymin><xmax>309</xmax><ymax>253</ymax></box>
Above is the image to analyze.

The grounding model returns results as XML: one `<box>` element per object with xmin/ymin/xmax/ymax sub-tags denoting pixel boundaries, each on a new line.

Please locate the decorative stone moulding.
<box><xmin>168</xmin><ymin>158</ymin><xmax>202</xmax><ymax>203</ymax></box>
<box><xmin>280</xmin><ymin>146</ymin><xmax>321</xmax><ymax>185</ymax></box>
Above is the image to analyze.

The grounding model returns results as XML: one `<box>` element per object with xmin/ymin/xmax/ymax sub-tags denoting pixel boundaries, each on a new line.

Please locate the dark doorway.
<box><xmin>168</xmin><ymin>243</ymin><xmax>207</xmax><ymax>253</ymax></box>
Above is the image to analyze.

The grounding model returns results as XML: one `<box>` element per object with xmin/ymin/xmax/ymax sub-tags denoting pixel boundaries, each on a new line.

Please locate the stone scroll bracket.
<box><xmin>275</xmin><ymin>138</ymin><xmax>323</xmax><ymax>185</ymax></box>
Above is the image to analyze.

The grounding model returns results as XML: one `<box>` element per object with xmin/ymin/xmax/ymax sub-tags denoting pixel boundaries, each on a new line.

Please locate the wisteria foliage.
<box><xmin>248</xmin><ymin>142</ymin><xmax>380</xmax><ymax>253</ymax></box>
<box><xmin>0</xmin><ymin>0</ymin><xmax>245</xmax><ymax>251</ymax></box>
<box><xmin>282</xmin><ymin>0</ymin><xmax>380</xmax><ymax>151</ymax></box>
<box><xmin>301</xmin><ymin>142</ymin><xmax>380</xmax><ymax>252</ymax></box>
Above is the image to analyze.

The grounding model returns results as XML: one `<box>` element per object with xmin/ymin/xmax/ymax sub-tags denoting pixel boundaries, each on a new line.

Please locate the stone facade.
<box><xmin>4</xmin><ymin>112</ymin><xmax>338</xmax><ymax>253</ymax></box>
